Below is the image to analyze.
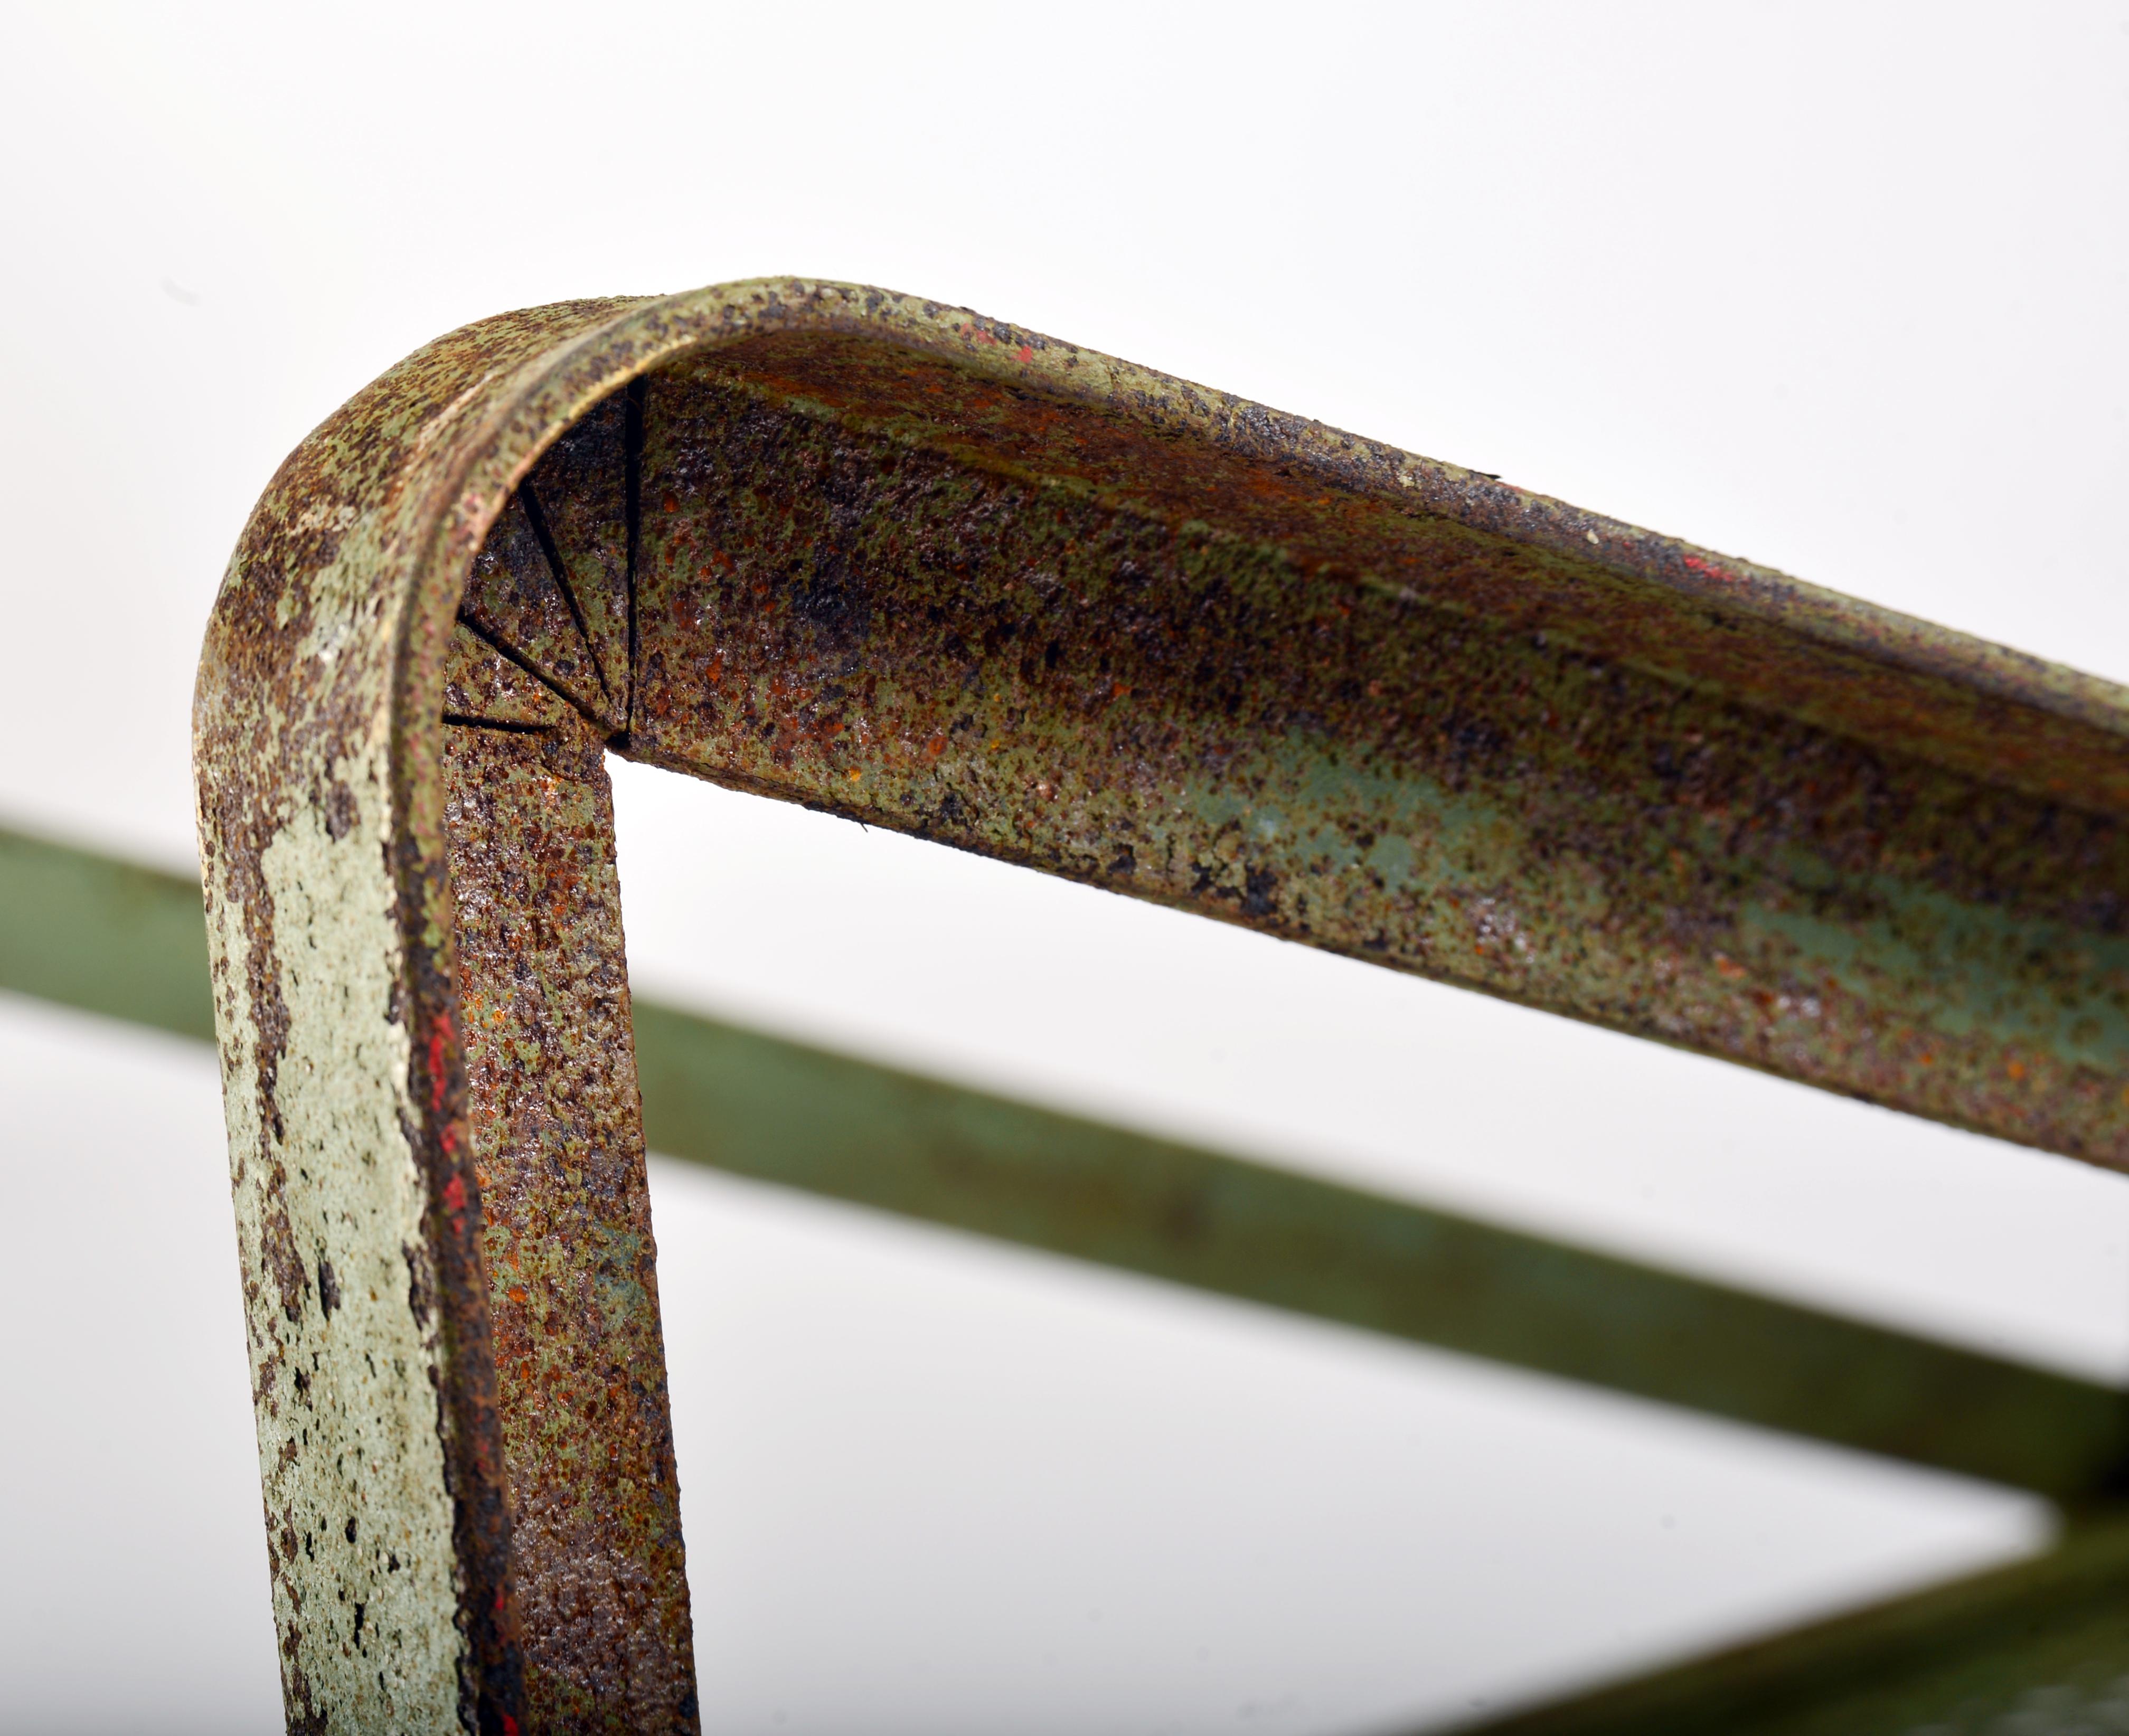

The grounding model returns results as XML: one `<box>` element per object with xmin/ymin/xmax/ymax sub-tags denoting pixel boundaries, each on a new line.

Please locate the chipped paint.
<box><xmin>193</xmin><ymin>299</ymin><xmax>632</xmax><ymax>1730</ymax></box>
<box><xmin>236</xmin><ymin>775</ymin><xmax>461</xmax><ymax>1729</ymax></box>
<box><xmin>196</xmin><ymin>277</ymin><xmax>2129</xmax><ymax>1728</ymax></box>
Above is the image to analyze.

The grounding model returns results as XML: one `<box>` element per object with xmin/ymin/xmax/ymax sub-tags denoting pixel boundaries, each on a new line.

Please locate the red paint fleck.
<box><xmin>503</xmin><ymin>1719</ymin><xmax>519</xmax><ymax>1736</ymax></box>
<box><xmin>442</xmin><ymin>1174</ymin><xmax>467</xmax><ymax>1213</ymax></box>
<box><xmin>1015</xmin><ymin>344</ymin><xmax>1033</xmax><ymax>364</ymax></box>
<box><xmin>427</xmin><ymin>1014</ymin><xmax>453</xmax><ymax>1111</ymax></box>
<box><xmin>1681</xmin><ymin>554</ymin><xmax>1737</xmax><ymax>584</ymax></box>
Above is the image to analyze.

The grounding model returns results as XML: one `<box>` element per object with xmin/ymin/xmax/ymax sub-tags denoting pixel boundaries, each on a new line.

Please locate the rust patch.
<box><xmin>195</xmin><ymin>296</ymin><xmax>637</xmax><ymax>1730</ymax></box>
<box><xmin>624</xmin><ymin>336</ymin><xmax>2129</xmax><ymax>1166</ymax></box>
<box><xmin>445</xmin><ymin>716</ymin><xmax>697</xmax><ymax>1731</ymax></box>
<box><xmin>197</xmin><ymin>276</ymin><xmax>2129</xmax><ymax>1727</ymax></box>
<box><xmin>464</xmin><ymin>494</ymin><xmax>620</xmax><ymax>733</ymax></box>
<box><xmin>446</xmin><ymin>624</ymin><xmax>578</xmax><ymax>731</ymax></box>
<box><xmin>520</xmin><ymin>388</ymin><xmax>636</xmax><ymax>719</ymax></box>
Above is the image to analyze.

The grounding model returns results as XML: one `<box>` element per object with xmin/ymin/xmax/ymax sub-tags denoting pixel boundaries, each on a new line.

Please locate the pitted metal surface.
<box><xmin>196</xmin><ymin>278</ymin><xmax>2129</xmax><ymax>1731</ymax></box>
<box><xmin>194</xmin><ymin>298</ymin><xmax>633</xmax><ymax>1730</ymax></box>
<box><xmin>444</xmin><ymin>712</ymin><xmax>694</xmax><ymax>1729</ymax></box>
<box><xmin>625</xmin><ymin>334</ymin><xmax>2129</xmax><ymax>1167</ymax></box>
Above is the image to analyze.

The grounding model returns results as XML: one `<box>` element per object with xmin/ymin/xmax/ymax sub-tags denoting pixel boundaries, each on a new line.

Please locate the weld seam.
<box><xmin>518</xmin><ymin>482</ymin><xmax>614</xmax><ymax>713</ymax></box>
<box><xmin>442</xmin><ymin>713</ymin><xmax>558</xmax><ymax>736</ymax></box>
<box><xmin>622</xmin><ymin>377</ymin><xmax>647</xmax><ymax>741</ymax></box>
<box><xmin>454</xmin><ymin>612</ymin><xmax>599</xmax><ymax>731</ymax></box>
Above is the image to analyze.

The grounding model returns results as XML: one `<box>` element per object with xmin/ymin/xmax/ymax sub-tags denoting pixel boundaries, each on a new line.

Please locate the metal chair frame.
<box><xmin>163</xmin><ymin>279</ymin><xmax>2129</xmax><ymax>1731</ymax></box>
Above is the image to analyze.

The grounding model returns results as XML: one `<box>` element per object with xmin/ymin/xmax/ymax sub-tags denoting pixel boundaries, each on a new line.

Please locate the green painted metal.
<box><xmin>610</xmin><ymin>307</ymin><xmax>2129</xmax><ymax>1175</ymax></box>
<box><xmin>632</xmin><ymin>997</ymin><xmax>2127</xmax><ymax>1499</ymax></box>
<box><xmin>0</xmin><ymin>825</ymin><xmax>214</xmax><ymax>1042</ymax></box>
<box><xmin>7</xmin><ymin>824</ymin><xmax>2129</xmax><ymax>1721</ymax></box>
<box><xmin>1463</xmin><ymin>1512</ymin><xmax>2129</xmax><ymax>1735</ymax></box>
<box><xmin>144</xmin><ymin>275</ymin><xmax>2129</xmax><ymax>1727</ymax></box>
<box><xmin>2</xmin><ymin>818</ymin><xmax>2118</xmax><ymax>1500</ymax></box>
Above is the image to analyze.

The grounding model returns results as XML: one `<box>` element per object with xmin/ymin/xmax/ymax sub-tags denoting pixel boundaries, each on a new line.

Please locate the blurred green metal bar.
<box><xmin>3</xmin><ymin>817</ymin><xmax>2121</xmax><ymax>1499</ymax></box>
<box><xmin>0</xmin><ymin>825</ymin><xmax>218</xmax><ymax>1044</ymax></box>
<box><xmin>1462</xmin><ymin>1511</ymin><xmax>2129</xmax><ymax>1735</ymax></box>
<box><xmin>634</xmin><ymin>998</ymin><xmax>2126</xmax><ymax>1496</ymax></box>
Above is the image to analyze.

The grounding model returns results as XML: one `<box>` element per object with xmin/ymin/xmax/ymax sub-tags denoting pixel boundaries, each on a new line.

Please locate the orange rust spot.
<box><xmin>1713</xmin><ymin>955</ymin><xmax>1748</xmax><ymax>980</ymax></box>
<box><xmin>661</xmin><ymin>490</ymin><xmax>679</xmax><ymax>512</ymax></box>
<box><xmin>2007</xmin><ymin>1059</ymin><xmax>2027</xmax><ymax>1081</ymax></box>
<box><xmin>507</xmin><ymin>1286</ymin><xmax>528</xmax><ymax>1305</ymax></box>
<box><xmin>923</xmin><ymin>733</ymin><xmax>946</xmax><ymax>760</ymax></box>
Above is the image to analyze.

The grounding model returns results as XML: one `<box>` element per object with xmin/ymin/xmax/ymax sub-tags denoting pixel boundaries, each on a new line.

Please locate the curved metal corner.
<box><xmin>194</xmin><ymin>277</ymin><xmax>2129</xmax><ymax>1731</ymax></box>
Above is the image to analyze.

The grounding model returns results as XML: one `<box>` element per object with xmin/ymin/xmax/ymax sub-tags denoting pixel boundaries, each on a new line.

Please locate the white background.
<box><xmin>1</xmin><ymin>4</ymin><xmax>2126</xmax><ymax>1731</ymax></box>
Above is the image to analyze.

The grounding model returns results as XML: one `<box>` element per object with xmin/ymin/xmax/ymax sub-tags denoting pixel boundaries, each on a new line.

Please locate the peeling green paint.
<box><xmin>182</xmin><ymin>276</ymin><xmax>2129</xmax><ymax>1730</ymax></box>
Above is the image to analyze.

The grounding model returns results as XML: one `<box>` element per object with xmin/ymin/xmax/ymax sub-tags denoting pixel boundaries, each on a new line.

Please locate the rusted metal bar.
<box><xmin>1460</xmin><ymin>1511</ymin><xmax>2129</xmax><ymax>1735</ymax></box>
<box><xmin>189</xmin><ymin>279</ymin><xmax>2129</xmax><ymax>1731</ymax></box>
<box><xmin>616</xmin><ymin>313</ymin><xmax>2129</xmax><ymax>1171</ymax></box>
<box><xmin>10</xmin><ymin>818</ymin><xmax>2129</xmax><ymax>1723</ymax></box>
<box><xmin>4</xmin><ymin>817</ymin><xmax>2115</xmax><ymax>1497</ymax></box>
<box><xmin>444</xmin><ymin>720</ymin><xmax>694</xmax><ymax>1724</ymax></box>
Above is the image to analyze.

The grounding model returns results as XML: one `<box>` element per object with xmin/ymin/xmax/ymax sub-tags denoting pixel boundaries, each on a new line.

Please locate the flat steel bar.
<box><xmin>617</xmin><ymin>317</ymin><xmax>2129</xmax><ymax>1172</ymax></box>
<box><xmin>0</xmin><ymin>820</ymin><xmax>2116</xmax><ymax>1499</ymax></box>
<box><xmin>629</xmin><ymin>997</ymin><xmax>2127</xmax><ymax>1499</ymax></box>
<box><xmin>443</xmin><ymin>719</ymin><xmax>695</xmax><ymax>1728</ymax></box>
<box><xmin>0</xmin><ymin>824</ymin><xmax>215</xmax><ymax>1042</ymax></box>
<box><xmin>187</xmin><ymin>279</ymin><xmax>2129</xmax><ymax>1729</ymax></box>
<box><xmin>1459</xmin><ymin>1512</ymin><xmax>2129</xmax><ymax>1735</ymax></box>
